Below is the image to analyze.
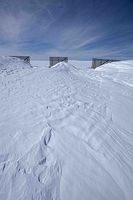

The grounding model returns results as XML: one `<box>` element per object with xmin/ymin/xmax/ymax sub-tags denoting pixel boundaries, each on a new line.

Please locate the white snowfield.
<box><xmin>0</xmin><ymin>56</ymin><xmax>133</xmax><ymax>200</ymax></box>
<box><xmin>31</xmin><ymin>60</ymin><xmax>91</xmax><ymax>69</ymax></box>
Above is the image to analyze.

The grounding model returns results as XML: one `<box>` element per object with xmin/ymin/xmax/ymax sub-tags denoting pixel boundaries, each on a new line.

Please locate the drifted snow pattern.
<box><xmin>0</xmin><ymin>56</ymin><xmax>133</xmax><ymax>200</ymax></box>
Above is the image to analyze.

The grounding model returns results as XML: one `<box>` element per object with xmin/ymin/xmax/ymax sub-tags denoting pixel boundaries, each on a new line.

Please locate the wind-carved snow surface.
<box><xmin>0</xmin><ymin>57</ymin><xmax>133</xmax><ymax>200</ymax></box>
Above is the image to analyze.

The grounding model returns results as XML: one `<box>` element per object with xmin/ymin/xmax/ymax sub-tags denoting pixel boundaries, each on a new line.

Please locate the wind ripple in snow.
<box><xmin>0</xmin><ymin>58</ymin><xmax>133</xmax><ymax>200</ymax></box>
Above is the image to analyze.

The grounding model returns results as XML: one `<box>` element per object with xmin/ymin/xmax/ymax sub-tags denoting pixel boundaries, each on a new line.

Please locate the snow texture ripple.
<box><xmin>0</xmin><ymin>56</ymin><xmax>133</xmax><ymax>200</ymax></box>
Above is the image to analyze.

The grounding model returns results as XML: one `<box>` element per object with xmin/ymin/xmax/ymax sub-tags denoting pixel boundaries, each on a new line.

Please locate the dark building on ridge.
<box><xmin>11</xmin><ymin>56</ymin><xmax>30</xmax><ymax>64</ymax></box>
<box><xmin>91</xmin><ymin>58</ymin><xmax>120</xmax><ymax>69</ymax></box>
<box><xmin>49</xmin><ymin>57</ymin><xmax>68</xmax><ymax>67</ymax></box>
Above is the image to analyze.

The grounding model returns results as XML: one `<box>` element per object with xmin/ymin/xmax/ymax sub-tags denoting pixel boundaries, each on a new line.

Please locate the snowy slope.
<box><xmin>0</xmin><ymin>57</ymin><xmax>133</xmax><ymax>200</ymax></box>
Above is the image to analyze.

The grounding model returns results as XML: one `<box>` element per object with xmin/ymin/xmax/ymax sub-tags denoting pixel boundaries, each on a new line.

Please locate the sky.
<box><xmin>0</xmin><ymin>0</ymin><xmax>133</xmax><ymax>60</ymax></box>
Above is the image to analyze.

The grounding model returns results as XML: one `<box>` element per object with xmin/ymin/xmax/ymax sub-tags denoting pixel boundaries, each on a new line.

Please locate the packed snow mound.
<box><xmin>95</xmin><ymin>60</ymin><xmax>133</xmax><ymax>87</ymax></box>
<box><xmin>52</xmin><ymin>61</ymin><xmax>70</xmax><ymax>71</ymax></box>
<box><xmin>51</xmin><ymin>61</ymin><xmax>79</xmax><ymax>73</ymax></box>
<box><xmin>97</xmin><ymin>60</ymin><xmax>133</xmax><ymax>71</ymax></box>
<box><xmin>0</xmin><ymin>59</ymin><xmax>133</xmax><ymax>200</ymax></box>
<box><xmin>0</xmin><ymin>56</ymin><xmax>31</xmax><ymax>75</ymax></box>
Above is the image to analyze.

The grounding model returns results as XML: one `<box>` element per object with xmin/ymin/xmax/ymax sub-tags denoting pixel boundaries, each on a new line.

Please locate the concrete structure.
<box><xmin>49</xmin><ymin>57</ymin><xmax>68</xmax><ymax>67</ymax></box>
<box><xmin>91</xmin><ymin>58</ymin><xmax>120</xmax><ymax>69</ymax></box>
<box><xmin>11</xmin><ymin>56</ymin><xmax>30</xmax><ymax>64</ymax></box>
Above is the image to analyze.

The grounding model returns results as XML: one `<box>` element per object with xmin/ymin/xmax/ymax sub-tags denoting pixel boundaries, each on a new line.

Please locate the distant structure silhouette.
<box><xmin>91</xmin><ymin>58</ymin><xmax>120</xmax><ymax>69</ymax></box>
<box><xmin>49</xmin><ymin>57</ymin><xmax>68</xmax><ymax>67</ymax></box>
<box><xmin>11</xmin><ymin>56</ymin><xmax>30</xmax><ymax>64</ymax></box>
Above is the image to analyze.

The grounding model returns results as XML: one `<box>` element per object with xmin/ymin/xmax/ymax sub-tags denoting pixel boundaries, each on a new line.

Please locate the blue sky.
<box><xmin>0</xmin><ymin>0</ymin><xmax>133</xmax><ymax>60</ymax></box>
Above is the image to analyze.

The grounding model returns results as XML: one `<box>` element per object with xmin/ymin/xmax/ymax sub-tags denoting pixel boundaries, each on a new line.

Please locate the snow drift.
<box><xmin>0</xmin><ymin>57</ymin><xmax>133</xmax><ymax>200</ymax></box>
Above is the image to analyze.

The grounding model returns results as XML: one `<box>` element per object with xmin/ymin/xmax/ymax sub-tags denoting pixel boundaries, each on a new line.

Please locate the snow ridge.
<box><xmin>0</xmin><ymin>57</ymin><xmax>133</xmax><ymax>200</ymax></box>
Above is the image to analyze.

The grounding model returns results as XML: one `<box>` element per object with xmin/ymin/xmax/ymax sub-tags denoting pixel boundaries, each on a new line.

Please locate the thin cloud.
<box><xmin>0</xmin><ymin>0</ymin><xmax>133</xmax><ymax>59</ymax></box>
<box><xmin>58</xmin><ymin>25</ymin><xmax>102</xmax><ymax>50</ymax></box>
<box><xmin>0</xmin><ymin>11</ymin><xmax>32</xmax><ymax>41</ymax></box>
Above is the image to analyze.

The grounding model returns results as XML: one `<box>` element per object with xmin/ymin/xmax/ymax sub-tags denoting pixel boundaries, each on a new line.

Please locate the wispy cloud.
<box><xmin>0</xmin><ymin>11</ymin><xmax>31</xmax><ymax>41</ymax></box>
<box><xmin>58</xmin><ymin>25</ymin><xmax>102</xmax><ymax>50</ymax></box>
<box><xmin>0</xmin><ymin>0</ymin><xmax>133</xmax><ymax>59</ymax></box>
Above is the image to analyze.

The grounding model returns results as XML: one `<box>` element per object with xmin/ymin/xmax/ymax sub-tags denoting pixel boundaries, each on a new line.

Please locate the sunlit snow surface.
<box><xmin>0</xmin><ymin>56</ymin><xmax>133</xmax><ymax>200</ymax></box>
<box><xmin>31</xmin><ymin>60</ymin><xmax>91</xmax><ymax>70</ymax></box>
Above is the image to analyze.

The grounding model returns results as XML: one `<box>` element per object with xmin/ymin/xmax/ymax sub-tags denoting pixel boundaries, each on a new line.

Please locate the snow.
<box><xmin>31</xmin><ymin>60</ymin><xmax>91</xmax><ymax>70</ymax></box>
<box><xmin>68</xmin><ymin>60</ymin><xmax>91</xmax><ymax>70</ymax></box>
<box><xmin>0</xmin><ymin>56</ymin><xmax>133</xmax><ymax>200</ymax></box>
<box><xmin>31</xmin><ymin>60</ymin><xmax>49</xmax><ymax>68</ymax></box>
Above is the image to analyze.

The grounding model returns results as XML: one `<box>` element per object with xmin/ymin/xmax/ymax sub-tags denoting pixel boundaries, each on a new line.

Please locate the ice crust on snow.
<box><xmin>0</xmin><ymin>57</ymin><xmax>133</xmax><ymax>200</ymax></box>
